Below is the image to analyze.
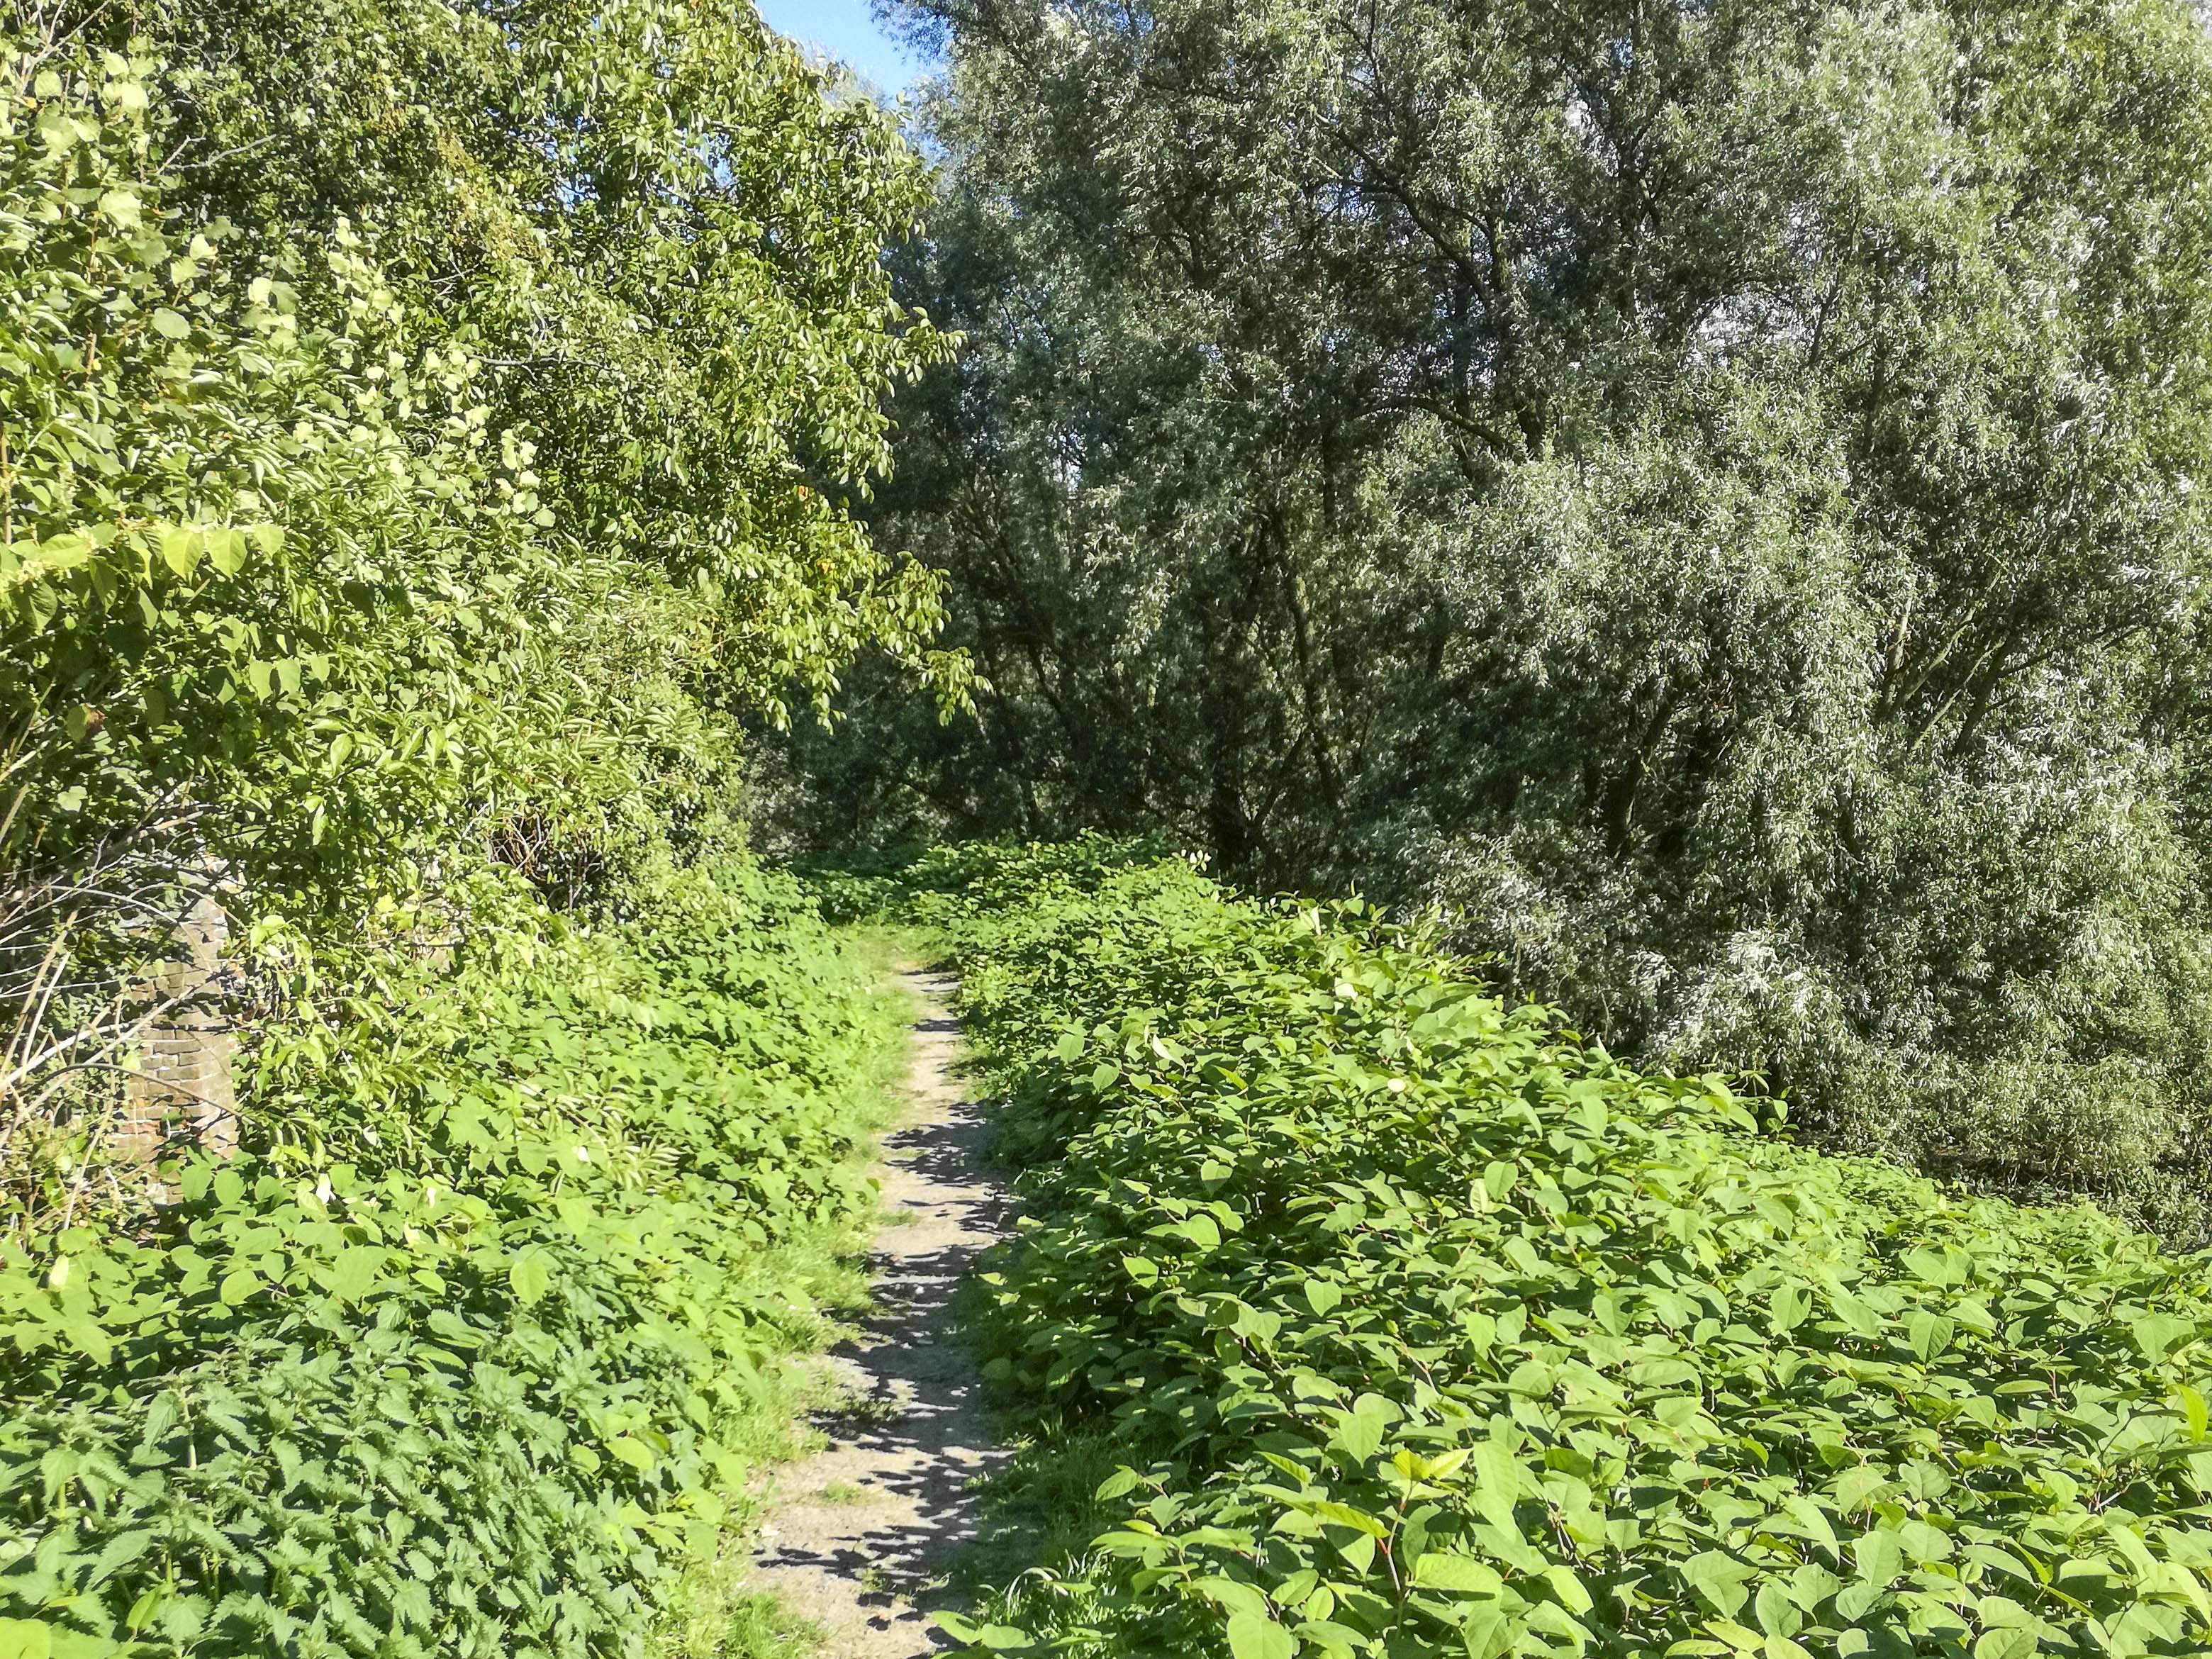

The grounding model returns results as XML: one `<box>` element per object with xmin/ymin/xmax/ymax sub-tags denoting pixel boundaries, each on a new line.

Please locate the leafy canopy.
<box><xmin>821</xmin><ymin>0</ymin><xmax>2212</xmax><ymax>1236</ymax></box>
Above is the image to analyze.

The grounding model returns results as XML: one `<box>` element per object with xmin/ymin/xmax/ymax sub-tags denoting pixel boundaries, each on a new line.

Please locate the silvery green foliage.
<box><xmin>849</xmin><ymin>0</ymin><xmax>2212</xmax><ymax>1236</ymax></box>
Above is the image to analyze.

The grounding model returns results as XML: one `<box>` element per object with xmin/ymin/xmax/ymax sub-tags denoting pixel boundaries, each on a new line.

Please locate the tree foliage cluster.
<box><xmin>780</xmin><ymin>0</ymin><xmax>2212</xmax><ymax>1236</ymax></box>
<box><xmin>2</xmin><ymin>0</ymin><xmax>959</xmax><ymax>1215</ymax></box>
<box><xmin>920</xmin><ymin>841</ymin><xmax>2212</xmax><ymax>1659</ymax></box>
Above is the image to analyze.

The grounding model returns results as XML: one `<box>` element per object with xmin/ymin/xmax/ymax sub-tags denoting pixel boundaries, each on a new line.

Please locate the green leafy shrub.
<box><xmin>0</xmin><ymin>849</ymin><xmax>905</xmax><ymax>1656</ymax></box>
<box><xmin>936</xmin><ymin>845</ymin><xmax>2212</xmax><ymax>1658</ymax></box>
<box><xmin>1</xmin><ymin>6</ymin><xmax>951</xmax><ymax>1653</ymax></box>
<box><xmin>1</xmin><ymin>0</ymin><xmax>966</xmax><ymax>1238</ymax></box>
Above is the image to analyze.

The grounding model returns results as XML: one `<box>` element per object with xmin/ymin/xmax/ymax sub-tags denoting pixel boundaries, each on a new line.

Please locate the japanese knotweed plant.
<box><xmin>934</xmin><ymin>844</ymin><xmax>2212</xmax><ymax>1659</ymax></box>
<box><xmin>1</xmin><ymin>4</ymin><xmax>968</xmax><ymax>1239</ymax></box>
<box><xmin>0</xmin><ymin>847</ymin><xmax>907</xmax><ymax>1657</ymax></box>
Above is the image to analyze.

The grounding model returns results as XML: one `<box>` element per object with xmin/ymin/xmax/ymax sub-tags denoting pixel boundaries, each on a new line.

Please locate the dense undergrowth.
<box><xmin>1</xmin><ymin>5</ymin><xmax>960</xmax><ymax>1652</ymax></box>
<box><xmin>0</xmin><ymin>844</ymin><xmax>905</xmax><ymax>1658</ymax></box>
<box><xmin>910</xmin><ymin>842</ymin><xmax>2212</xmax><ymax>1659</ymax></box>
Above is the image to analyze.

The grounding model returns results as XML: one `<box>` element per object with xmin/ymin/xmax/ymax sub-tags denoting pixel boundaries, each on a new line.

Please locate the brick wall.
<box><xmin>119</xmin><ymin>886</ymin><xmax>235</xmax><ymax>1163</ymax></box>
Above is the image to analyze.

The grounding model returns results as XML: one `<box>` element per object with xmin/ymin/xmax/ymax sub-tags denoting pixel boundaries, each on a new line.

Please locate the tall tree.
<box><xmin>2</xmin><ymin>0</ymin><xmax>958</xmax><ymax>1187</ymax></box>
<box><xmin>814</xmin><ymin>0</ymin><xmax>2212</xmax><ymax>1234</ymax></box>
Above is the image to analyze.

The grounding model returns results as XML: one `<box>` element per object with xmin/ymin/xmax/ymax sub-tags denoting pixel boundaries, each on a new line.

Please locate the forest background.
<box><xmin>767</xmin><ymin>0</ymin><xmax>2212</xmax><ymax>1246</ymax></box>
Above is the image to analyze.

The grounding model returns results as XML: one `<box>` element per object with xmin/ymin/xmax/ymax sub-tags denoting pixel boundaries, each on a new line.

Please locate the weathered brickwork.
<box><xmin>119</xmin><ymin>887</ymin><xmax>235</xmax><ymax>1163</ymax></box>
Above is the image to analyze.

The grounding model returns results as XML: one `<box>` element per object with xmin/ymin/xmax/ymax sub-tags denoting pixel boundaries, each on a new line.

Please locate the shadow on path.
<box><xmin>748</xmin><ymin>969</ymin><xmax>1009</xmax><ymax>1656</ymax></box>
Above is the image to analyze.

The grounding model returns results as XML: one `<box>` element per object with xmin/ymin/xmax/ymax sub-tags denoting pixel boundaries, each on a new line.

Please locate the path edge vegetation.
<box><xmin>837</xmin><ymin>840</ymin><xmax>2212</xmax><ymax>1659</ymax></box>
<box><xmin>1</xmin><ymin>0</ymin><xmax>966</xmax><ymax>1653</ymax></box>
<box><xmin>649</xmin><ymin>925</ymin><xmax>925</xmax><ymax>1659</ymax></box>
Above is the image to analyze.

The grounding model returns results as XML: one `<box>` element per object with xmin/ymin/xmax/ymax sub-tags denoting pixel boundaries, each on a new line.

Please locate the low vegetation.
<box><xmin>1</xmin><ymin>847</ymin><xmax>907</xmax><ymax>1655</ymax></box>
<box><xmin>915</xmin><ymin>843</ymin><xmax>2212</xmax><ymax>1659</ymax></box>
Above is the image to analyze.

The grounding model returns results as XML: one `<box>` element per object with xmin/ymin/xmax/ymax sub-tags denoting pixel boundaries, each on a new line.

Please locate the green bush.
<box><xmin>1</xmin><ymin>6</ymin><xmax>951</xmax><ymax>1654</ymax></box>
<box><xmin>1</xmin><ymin>0</ymin><xmax>965</xmax><ymax>1246</ymax></box>
<box><xmin>936</xmin><ymin>845</ymin><xmax>2212</xmax><ymax>1659</ymax></box>
<box><xmin>0</xmin><ymin>850</ymin><xmax>905</xmax><ymax>1657</ymax></box>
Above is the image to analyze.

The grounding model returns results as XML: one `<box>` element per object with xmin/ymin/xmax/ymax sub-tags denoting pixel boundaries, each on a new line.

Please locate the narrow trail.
<box><xmin>748</xmin><ymin>967</ymin><xmax>1009</xmax><ymax>1656</ymax></box>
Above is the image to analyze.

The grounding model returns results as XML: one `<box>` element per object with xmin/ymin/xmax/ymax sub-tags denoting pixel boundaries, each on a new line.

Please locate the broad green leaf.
<box><xmin>1470</xmin><ymin>1438</ymin><xmax>1523</xmax><ymax>1534</ymax></box>
<box><xmin>508</xmin><ymin>1246</ymin><xmax>552</xmax><ymax>1305</ymax></box>
<box><xmin>159</xmin><ymin>525</ymin><xmax>201</xmax><ymax>576</ymax></box>
<box><xmin>1770</xmin><ymin>1283</ymin><xmax>1811</xmax><ymax>1335</ymax></box>
<box><xmin>1853</xmin><ymin>1531</ymin><xmax>1903</xmax><ymax>1588</ymax></box>
<box><xmin>1336</xmin><ymin>1395</ymin><xmax>1389</xmax><ymax>1463</ymax></box>
<box><xmin>1412</xmin><ymin>1552</ymin><xmax>1501</xmax><ymax>1593</ymax></box>
<box><xmin>1682</xmin><ymin>1550</ymin><xmax>1758</xmax><ymax>1618</ymax></box>
<box><xmin>2133</xmin><ymin>1314</ymin><xmax>2194</xmax><ymax>1362</ymax></box>
<box><xmin>1462</xmin><ymin>1604</ymin><xmax>1516</xmax><ymax>1659</ymax></box>
<box><xmin>1192</xmin><ymin>1577</ymin><xmax>1270</xmax><ymax>1619</ymax></box>
<box><xmin>606</xmin><ymin>1437</ymin><xmax>656</xmax><ymax>1471</ymax></box>
<box><xmin>1095</xmin><ymin>1467</ymin><xmax>1144</xmax><ymax>1501</ymax></box>
<box><xmin>1906</xmin><ymin>1309</ymin><xmax>1955</xmax><ymax>1362</ymax></box>
<box><xmin>1543</xmin><ymin>1565</ymin><xmax>1592</xmax><ymax>1615</ymax></box>
<box><xmin>1226</xmin><ymin>1611</ymin><xmax>1295</xmax><ymax>1659</ymax></box>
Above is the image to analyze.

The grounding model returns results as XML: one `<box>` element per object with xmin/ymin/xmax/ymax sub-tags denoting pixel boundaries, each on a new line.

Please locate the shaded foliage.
<box><xmin>776</xmin><ymin>0</ymin><xmax>2212</xmax><ymax>1237</ymax></box>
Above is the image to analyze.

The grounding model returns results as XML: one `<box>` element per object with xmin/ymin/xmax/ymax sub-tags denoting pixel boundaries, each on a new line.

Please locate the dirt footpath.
<box><xmin>747</xmin><ymin>967</ymin><xmax>1007</xmax><ymax>1655</ymax></box>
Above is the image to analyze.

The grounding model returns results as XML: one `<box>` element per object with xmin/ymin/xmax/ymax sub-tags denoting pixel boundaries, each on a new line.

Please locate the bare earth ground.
<box><xmin>747</xmin><ymin>967</ymin><xmax>1008</xmax><ymax>1655</ymax></box>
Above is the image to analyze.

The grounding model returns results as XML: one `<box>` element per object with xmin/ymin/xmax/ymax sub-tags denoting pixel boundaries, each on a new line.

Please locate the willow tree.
<box><xmin>842</xmin><ymin>0</ymin><xmax>2212</xmax><ymax>1233</ymax></box>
